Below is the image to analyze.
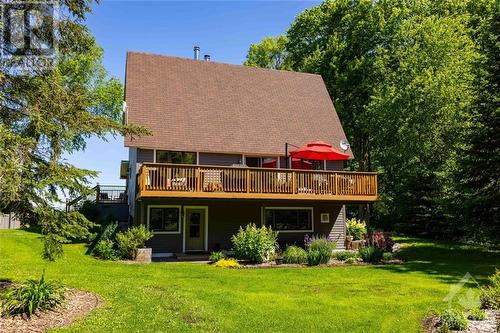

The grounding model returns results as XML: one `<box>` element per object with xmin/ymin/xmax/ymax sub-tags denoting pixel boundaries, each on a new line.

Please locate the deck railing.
<box><xmin>137</xmin><ymin>163</ymin><xmax>377</xmax><ymax>201</ymax></box>
<box><xmin>66</xmin><ymin>185</ymin><xmax>127</xmax><ymax>211</ymax></box>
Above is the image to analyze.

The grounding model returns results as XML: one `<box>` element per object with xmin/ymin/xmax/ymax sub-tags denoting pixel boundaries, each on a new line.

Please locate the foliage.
<box><xmin>480</xmin><ymin>269</ymin><xmax>500</xmax><ymax>309</ymax></box>
<box><xmin>209</xmin><ymin>251</ymin><xmax>226</xmax><ymax>263</ymax></box>
<box><xmin>0</xmin><ymin>0</ymin><xmax>149</xmax><ymax>261</ymax></box>
<box><xmin>334</xmin><ymin>251</ymin><xmax>359</xmax><ymax>262</ymax></box>
<box><xmin>116</xmin><ymin>225</ymin><xmax>153</xmax><ymax>260</ymax></box>
<box><xmin>42</xmin><ymin>234</ymin><xmax>64</xmax><ymax>261</ymax></box>
<box><xmin>344</xmin><ymin>257</ymin><xmax>357</xmax><ymax>264</ymax></box>
<box><xmin>359</xmin><ymin>246</ymin><xmax>383</xmax><ymax>263</ymax></box>
<box><xmin>467</xmin><ymin>308</ymin><xmax>487</xmax><ymax>321</ymax></box>
<box><xmin>346</xmin><ymin>218</ymin><xmax>367</xmax><ymax>240</ymax></box>
<box><xmin>382</xmin><ymin>252</ymin><xmax>393</xmax><ymax>261</ymax></box>
<box><xmin>245</xmin><ymin>0</ymin><xmax>498</xmax><ymax>243</ymax></box>
<box><xmin>213</xmin><ymin>258</ymin><xmax>240</xmax><ymax>268</ymax></box>
<box><xmin>78</xmin><ymin>200</ymin><xmax>100</xmax><ymax>222</ymax></box>
<box><xmin>87</xmin><ymin>220</ymin><xmax>118</xmax><ymax>255</ymax></box>
<box><xmin>366</xmin><ymin>232</ymin><xmax>394</xmax><ymax>252</ymax></box>
<box><xmin>93</xmin><ymin>239</ymin><xmax>120</xmax><ymax>260</ymax></box>
<box><xmin>304</xmin><ymin>235</ymin><xmax>336</xmax><ymax>253</ymax></box>
<box><xmin>455</xmin><ymin>4</ymin><xmax>500</xmax><ymax>241</ymax></box>
<box><xmin>303</xmin><ymin>235</ymin><xmax>335</xmax><ymax>265</ymax></box>
<box><xmin>282</xmin><ymin>245</ymin><xmax>307</xmax><ymax>264</ymax></box>
<box><xmin>244</xmin><ymin>35</ymin><xmax>290</xmax><ymax>70</ymax></box>
<box><xmin>440</xmin><ymin>309</ymin><xmax>469</xmax><ymax>331</ymax></box>
<box><xmin>0</xmin><ymin>272</ymin><xmax>64</xmax><ymax>317</ymax></box>
<box><xmin>38</xmin><ymin>209</ymin><xmax>95</xmax><ymax>261</ymax></box>
<box><xmin>1</xmin><ymin>231</ymin><xmax>499</xmax><ymax>332</ymax></box>
<box><xmin>306</xmin><ymin>249</ymin><xmax>331</xmax><ymax>266</ymax></box>
<box><xmin>231</xmin><ymin>224</ymin><xmax>278</xmax><ymax>263</ymax></box>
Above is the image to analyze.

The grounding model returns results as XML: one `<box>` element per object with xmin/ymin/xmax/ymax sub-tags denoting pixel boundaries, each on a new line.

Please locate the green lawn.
<box><xmin>0</xmin><ymin>230</ymin><xmax>498</xmax><ymax>332</ymax></box>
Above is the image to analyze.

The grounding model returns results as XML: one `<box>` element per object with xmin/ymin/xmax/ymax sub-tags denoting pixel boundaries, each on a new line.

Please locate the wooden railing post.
<box><xmin>141</xmin><ymin>165</ymin><xmax>147</xmax><ymax>193</ymax></box>
<box><xmin>292</xmin><ymin>171</ymin><xmax>296</xmax><ymax>194</ymax></box>
<box><xmin>95</xmin><ymin>184</ymin><xmax>100</xmax><ymax>202</ymax></box>
<box><xmin>196</xmin><ymin>167</ymin><xmax>201</xmax><ymax>192</ymax></box>
<box><xmin>246</xmin><ymin>169</ymin><xmax>250</xmax><ymax>193</ymax></box>
<box><xmin>335</xmin><ymin>173</ymin><xmax>339</xmax><ymax>195</ymax></box>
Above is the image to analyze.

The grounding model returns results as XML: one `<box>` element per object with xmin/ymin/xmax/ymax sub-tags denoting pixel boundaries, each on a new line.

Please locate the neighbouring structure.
<box><xmin>122</xmin><ymin>50</ymin><xmax>377</xmax><ymax>257</ymax></box>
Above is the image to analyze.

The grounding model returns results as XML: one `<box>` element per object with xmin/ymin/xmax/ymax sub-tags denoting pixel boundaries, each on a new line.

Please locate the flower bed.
<box><xmin>0</xmin><ymin>289</ymin><xmax>99</xmax><ymax>333</ymax></box>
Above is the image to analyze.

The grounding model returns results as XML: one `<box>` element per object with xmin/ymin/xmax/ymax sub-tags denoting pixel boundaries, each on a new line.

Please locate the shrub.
<box><xmin>0</xmin><ymin>273</ymin><xmax>65</xmax><ymax>317</ymax></box>
<box><xmin>467</xmin><ymin>308</ymin><xmax>487</xmax><ymax>321</ymax></box>
<box><xmin>88</xmin><ymin>221</ymin><xmax>118</xmax><ymax>255</ymax></box>
<box><xmin>365</xmin><ymin>231</ymin><xmax>394</xmax><ymax>252</ymax></box>
<box><xmin>334</xmin><ymin>251</ymin><xmax>358</xmax><ymax>262</ymax></box>
<box><xmin>382</xmin><ymin>252</ymin><xmax>393</xmax><ymax>261</ymax></box>
<box><xmin>359</xmin><ymin>246</ymin><xmax>383</xmax><ymax>263</ymax></box>
<box><xmin>282</xmin><ymin>246</ymin><xmax>307</xmax><ymax>264</ymax></box>
<box><xmin>116</xmin><ymin>225</ymin><xmax>153</xmax><ymax>259</ymax></box>
<box><xmin>305</xmin><ymin>235</ymin><xmax>336</xmax><ymax>253</ymax></box>
<box><xmin>480</xmin><ymin>269</ymin><xmax>500</xmax><ymax>309</ymax></box>
<box><xmin>214</xmin><ymin>258</ymin><xmax>240</xmax><ymax>268</ymax></box>
<box><xmin>306</xmin><ymin>249</ymin><xmax>331</xmax><ymax>266</ymax></box>
<box><xmin>231</xmin><ymin>224</ymin><xmax>278</xmax><ymax>263</ymax></box>
<box><xmin>93</xmin><ymin>239</ymin><xmax>120</xmax><ymax>260</ymax></box>
<box><xmin>440</xmin><ymin>309</ymin><xmax>468</xmax><ymax>331</ymax></box>
<box><xmin>346</xmin><ymin>218</ymin><xmax>367</xmax><ymax>240</ymax></box>
<box><xmin>209</xmin><ymin>251</ymin><xmax>225</xmax><ymax>263</ymax></box>
<box><xmin>344</xmin><ymin>257</ymin><xmax>357</xmax><ymax>264</ymax></box>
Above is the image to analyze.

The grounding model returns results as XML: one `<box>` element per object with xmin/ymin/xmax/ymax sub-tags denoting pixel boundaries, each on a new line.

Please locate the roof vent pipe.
<box><xmin>204</xmin><ymin>54</ymin><xmax>211</xmax><ymax>61</ymax></box>
<box><xmin>194</xmin><ymin>46</ymin><xmax>200</xmax><ymax>60</ymax></box>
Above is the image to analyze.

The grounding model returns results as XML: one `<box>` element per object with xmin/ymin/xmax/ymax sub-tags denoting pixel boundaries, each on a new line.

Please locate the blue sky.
<box><xmin>64</xmin><ymin>1</ymin><xmax>320</xmax><ymax>186</ymax></box>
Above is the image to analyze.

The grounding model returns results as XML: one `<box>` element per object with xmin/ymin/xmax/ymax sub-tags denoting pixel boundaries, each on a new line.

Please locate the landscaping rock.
<box><xmin>135</xmin><ymin>248</ymin><xmax>152</xmax><ymax>263</ymax></box>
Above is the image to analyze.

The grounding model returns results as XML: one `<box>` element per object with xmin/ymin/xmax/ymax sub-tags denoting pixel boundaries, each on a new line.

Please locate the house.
<box><xmin>123</xmin><ymin>50</ymin><xmax>377</xmax><ymax>257</ymax></box>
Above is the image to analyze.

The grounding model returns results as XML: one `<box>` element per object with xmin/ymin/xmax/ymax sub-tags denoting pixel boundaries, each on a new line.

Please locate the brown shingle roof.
<box><xmin>124</xmin><ymin>52</ymin><xmax>353</xmax><ymax>158</ymax></box>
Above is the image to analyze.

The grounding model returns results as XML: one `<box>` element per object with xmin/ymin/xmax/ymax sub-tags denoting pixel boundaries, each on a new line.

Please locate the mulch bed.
<box><xmin>238</xmin><ymin>259</ymin><xmax>404</xmax><ymax>268</ymax></box>
<box><xmin>0</xmin><ymin>289</ymin><xmax>100</xmax><ymax>333</ymax></box>
<box><xmin>423</xmin><ymin>310</ymin><xmax>499</xmax><ymax>333</ymax></box>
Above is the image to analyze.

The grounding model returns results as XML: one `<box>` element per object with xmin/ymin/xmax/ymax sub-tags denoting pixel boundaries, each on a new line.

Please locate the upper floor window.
<box><xmin>156</xmin><ymin>150</ymin><xmax>196</xmax><ymax>164</ymax></box>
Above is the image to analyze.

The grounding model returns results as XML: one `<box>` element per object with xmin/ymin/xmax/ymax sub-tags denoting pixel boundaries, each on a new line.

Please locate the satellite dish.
<box><xmin>340</xmin><ymin>139</ymin><xmax>350</xmax><ymax>151</ymax></box>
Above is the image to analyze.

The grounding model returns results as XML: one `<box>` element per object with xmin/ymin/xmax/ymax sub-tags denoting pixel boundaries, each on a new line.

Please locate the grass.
<box><xmin>0</xmin><ymin>230</ymin><xmax>498</xmax><ymax>332</ymax></box>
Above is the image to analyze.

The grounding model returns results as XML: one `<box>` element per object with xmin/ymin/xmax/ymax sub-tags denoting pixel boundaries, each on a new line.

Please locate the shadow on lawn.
<box><xmin>376</xmin><ymin>238</ymin><xmax>500</xmax><ymax>285</ymax></box>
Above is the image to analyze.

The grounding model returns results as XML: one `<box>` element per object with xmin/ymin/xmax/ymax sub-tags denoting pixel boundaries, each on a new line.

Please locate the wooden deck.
<box><xmin>137</xmin><ymin>163</ymin><xmax>378</xmax><ymax>202</ymax></box>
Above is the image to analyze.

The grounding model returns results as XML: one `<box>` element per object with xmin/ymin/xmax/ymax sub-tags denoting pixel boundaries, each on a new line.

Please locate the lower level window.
<box><xmin>149</xmin><ymin>206</ymin><xmax>180</xmax><ymax>233</ymax></box>
<box><xmin>264</xmin><ymin>208</ymin><xmax>313</xmax><ymax>231</ymax></box>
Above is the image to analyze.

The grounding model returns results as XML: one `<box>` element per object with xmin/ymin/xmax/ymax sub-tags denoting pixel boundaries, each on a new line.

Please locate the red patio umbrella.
<box><xmin>289</xmin><ymin>140</ymin><xmax>350</xmax><ymax>161</ymax></box>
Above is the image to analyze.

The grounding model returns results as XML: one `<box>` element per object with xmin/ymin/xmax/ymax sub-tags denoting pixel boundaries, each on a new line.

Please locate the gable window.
<box><xmin>156</xmin><ymin>150</ymin><xmax>196</xmax><ymax>164</ymax></box>
<box><xmin>148</xmin><ymin>206</ymin><xmax>181</xmax><ymax>233</ymax></box>
<box><xmin>264</xmin><ymin>207</ymin><xmax>313</xmax><ymax>232</ymax></box>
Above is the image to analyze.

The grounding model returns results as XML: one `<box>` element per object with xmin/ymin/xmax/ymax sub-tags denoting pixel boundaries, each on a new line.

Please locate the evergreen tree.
<box><xmin>0</xmin><ymin>0</ymin><xmax>148</xmax><ymax>259</ymax></box>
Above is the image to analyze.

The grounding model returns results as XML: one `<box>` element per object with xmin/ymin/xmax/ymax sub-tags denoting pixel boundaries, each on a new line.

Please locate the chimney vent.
<box><xmin>193</xmin><ymin>46</ymin><xmax>200</xmax><ymax>60</ymax></box>
<box><xmin>204</xmin><ymin>54</ymin><xmax>211</xmax><ymax>61</ymax></box>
